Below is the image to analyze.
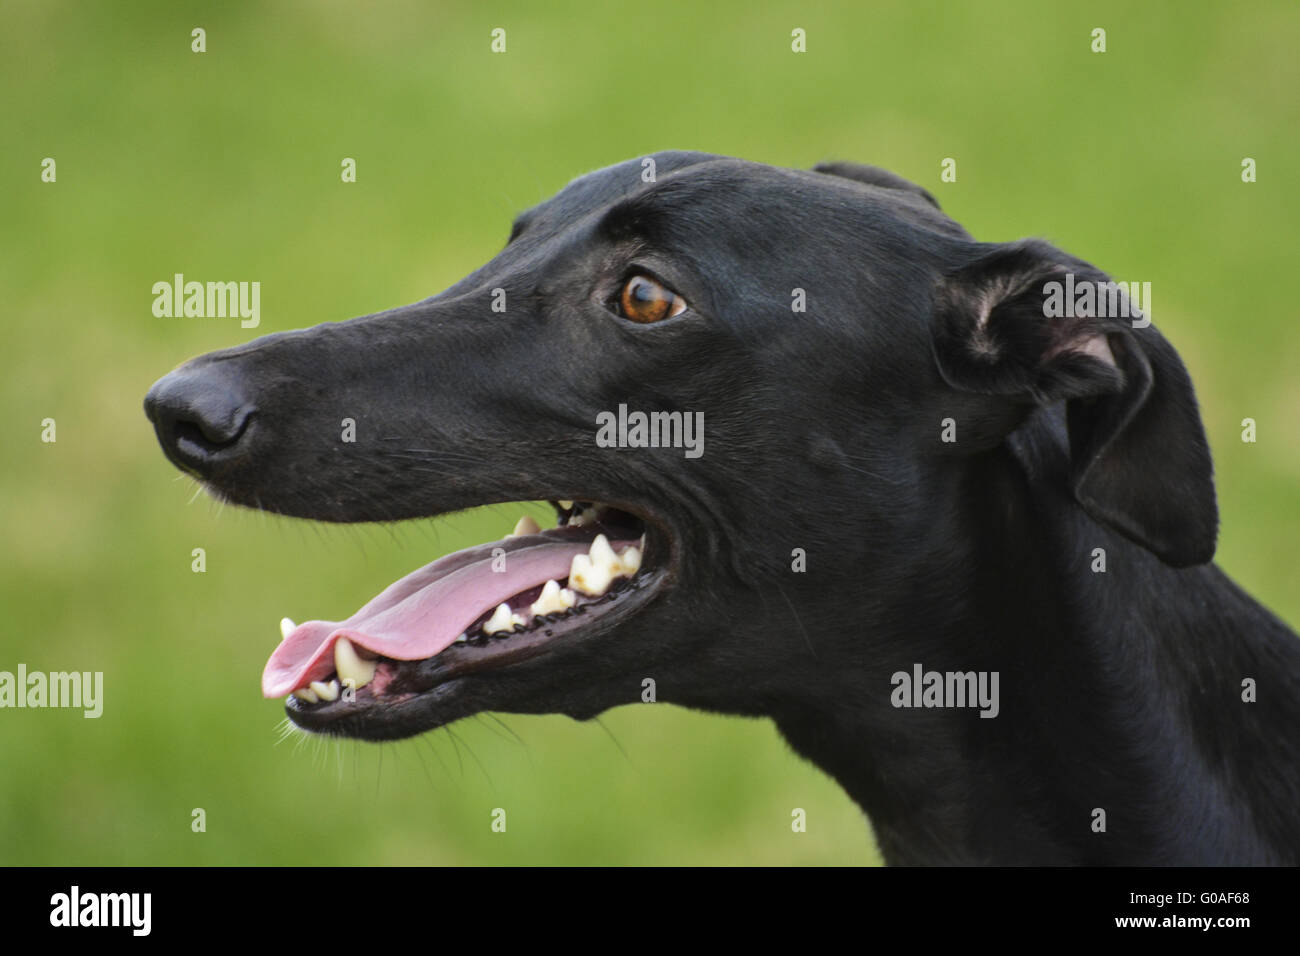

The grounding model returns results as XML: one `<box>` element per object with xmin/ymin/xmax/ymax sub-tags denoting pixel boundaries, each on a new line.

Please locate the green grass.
<box><xmin>0</xmin><ymin>0</ymin><xmax>1296</xmax><ymax>864</ymax></box>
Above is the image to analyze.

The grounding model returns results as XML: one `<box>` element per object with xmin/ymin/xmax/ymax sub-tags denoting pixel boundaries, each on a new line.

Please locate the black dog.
<box><xmin>145</xmin><ymin>152</ymin><xmax>1300</xmax><ymax>865</ymax></box>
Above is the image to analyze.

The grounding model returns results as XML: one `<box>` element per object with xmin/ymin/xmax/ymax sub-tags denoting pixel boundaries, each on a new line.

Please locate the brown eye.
<box><xmin>618</xmin><ymin>275</ymin><xmax>687</xmax><ymax>323</ymax></box>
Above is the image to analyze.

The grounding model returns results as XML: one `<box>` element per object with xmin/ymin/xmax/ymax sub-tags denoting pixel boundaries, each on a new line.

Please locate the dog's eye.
<box><xmin>617</xmin><ymin>275</ymin><xmax>687</xmax><ymax>323</ymax></box>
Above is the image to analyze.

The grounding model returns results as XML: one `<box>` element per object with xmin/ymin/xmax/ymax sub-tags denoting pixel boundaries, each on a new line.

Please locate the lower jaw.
<box><xmin>283</xmin><ymin>564</ymin><xmax>668</xmax><ymax>739</ymax></box>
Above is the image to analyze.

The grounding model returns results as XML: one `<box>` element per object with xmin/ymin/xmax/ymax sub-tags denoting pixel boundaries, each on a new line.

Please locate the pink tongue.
<box><xmin>262</xmin><ymin>539</ymin><xmax>602</xmax><ymax>698</ymax></box>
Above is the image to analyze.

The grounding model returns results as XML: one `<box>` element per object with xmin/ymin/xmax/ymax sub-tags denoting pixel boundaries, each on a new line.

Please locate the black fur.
<box><xmin>145</xmin><ymin>152</ymin><xmax>1300</xmax><ymax>864</ymax></box>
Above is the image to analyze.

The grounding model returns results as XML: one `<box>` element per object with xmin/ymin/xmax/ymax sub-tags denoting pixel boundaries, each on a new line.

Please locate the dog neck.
<box><xmin>771</xmin><ymin>431</ymin><xmax>1297</xmax><ymax>865</ymax></box>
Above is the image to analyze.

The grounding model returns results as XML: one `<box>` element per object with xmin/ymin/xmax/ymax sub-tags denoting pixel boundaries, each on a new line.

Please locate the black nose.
<box><xmin>144</xmin><ymin>365</ymin><xmax>254</xmax><ymax>475</ymax></box>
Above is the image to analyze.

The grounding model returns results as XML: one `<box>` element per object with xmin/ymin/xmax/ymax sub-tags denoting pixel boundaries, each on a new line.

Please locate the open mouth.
<box><xmin>264</xmin><ymin>501</ymin><xmax>669</xmax><ymax>737</ymax></box>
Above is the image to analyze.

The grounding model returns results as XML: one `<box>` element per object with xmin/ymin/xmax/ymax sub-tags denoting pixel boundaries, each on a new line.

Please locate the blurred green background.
<box><xmin>1</xmin><ymin>0</ymin><xmax>1296</xmax><ymax>865</ymax></box>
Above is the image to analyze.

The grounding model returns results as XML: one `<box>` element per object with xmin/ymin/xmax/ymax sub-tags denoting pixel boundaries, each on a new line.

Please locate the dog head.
<box><xmin>144</xmin><ymin>152</ymin><xmax>1217</xmax><ymax>739</ymax></box>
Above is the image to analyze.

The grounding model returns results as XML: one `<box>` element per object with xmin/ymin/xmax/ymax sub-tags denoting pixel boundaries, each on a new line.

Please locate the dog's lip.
<box><xmin>263</xmin><ymin>528</ymin><xmax>642</xmax><ymax>698</ymax></box>
<box><xmin>283</xmin><ymin>564</ymin><xmax>670</xmax><ymax>737</ymax></box>
<box><xmin>269</xmin><ymin>499</ymin><xmax>677</xmax><ymax>708</ymax></box>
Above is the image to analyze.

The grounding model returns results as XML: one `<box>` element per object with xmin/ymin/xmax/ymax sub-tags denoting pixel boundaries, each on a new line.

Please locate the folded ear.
<box><xmin>931</xmin><ymin>239</ymin><xmax>1218</xmax><ymax>567</ymax></box>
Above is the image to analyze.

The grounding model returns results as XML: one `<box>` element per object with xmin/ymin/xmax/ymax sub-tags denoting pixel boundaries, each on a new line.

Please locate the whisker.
<box><xmin>593</xmin><ymin>716</ymin><xmax>632</xmax><ymax>765</ymax></box>
<box><xmin>446</xmin><ymin>724</ymin><xmax>493</xmax><ymax>786</ymax></box>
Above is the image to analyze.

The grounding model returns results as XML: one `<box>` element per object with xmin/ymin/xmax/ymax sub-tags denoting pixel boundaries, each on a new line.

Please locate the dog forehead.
<box><xmin>569</xmin><ymin>150</ymin><xmax>727</xmax><ymax>198</ymax></box>
<box><xmin>509</xmin><ymin>152</ymin><xmax>964</xmax><ymax>257</ymax></box>
<box><xmin>587</xmin><ymin>157</ymin><xmax>948</xmax><ymax>226</ymax></box>
<box><xmin>512</xmin><ymin>151</ymin><xmax>726</xmax><ymax>231</ymax></box>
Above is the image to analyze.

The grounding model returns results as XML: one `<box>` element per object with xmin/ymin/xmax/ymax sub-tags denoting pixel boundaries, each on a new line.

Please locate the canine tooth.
<box><xmin>280</xmin><ymin>617</ymin><xmax>296</xmax><ymax>640</ymax></box>
<box><xmin>559</xmin><ymin>500</ymin><xmax>574</xmax><ymax>510</ymax></box>
<box><xmin>509</xmin><ymin>515</ymin><xmax>540</xmax><ymax>537</ymax></box>
<box><xmin>292</xmin><ymin>687</ymin><xmax>319</xmax><ymax>703</ymax></box>
<box><xmin>570</xmin><ymin>507</ymin><xmax>599</xmax><ymax>527</ymax></box>
<box><xmin>589</xmin><ymin>533</ymin><xmax>617</xmax><ymax>567</ymax></box>
<box><xmin>334</xmin><ymin>636</ymin><xmax>377</xmax><ymax>690</ymax></box>
<box><xmin>569</xmin><ymin>552</ymin><xmax>613</xmax><ymax>596</ymax></box>
<box><xmin>618</xmin><ymin>546</ymin><xmax>642</xmax><ymax>575</ymax></box>
<box><xmin>309</xmin><ymin>680</ymin><xmax>339</xmax><ymax>702</ymax></box>
<box><xmin>530</xmin><ymin>579</ymin><xmax>576</xmax><ymax>617</ymax></box>
<box><xmin>483</xmin><ymin>602</ymin><xmax>516</xmax><ymax>635</ymax></box>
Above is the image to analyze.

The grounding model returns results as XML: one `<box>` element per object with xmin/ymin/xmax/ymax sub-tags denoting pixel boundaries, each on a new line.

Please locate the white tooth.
<box><xmin>280</xmin><ymin>617</ymin><xmax>296</xmax><ymax>640</ymax></box>
<box><xmin>508</xmin><ymin>515</ymin><xmax>540</xmax><ymax>537</ymax></box>
<box><xmin>530</xmin><ymin>579</ymin><xmax>574</xmax><ymax>617</ymax></box>
<box><xmin>640</xmin><ymin>533</ymin><xmax>647</xmax><ymax>549</ymax></box>
<box><xmin>293</xmin><ymin>687</ymin><xmax>319</xmax><ymax>703</ymax></box>
<box><xmin>334</xmin><ymin>636</ymin><xmax>377</xmax><ymax>690</ymax></box>
<box><xmin>570</xmin><ymin>552</ymin><xmax>612</xmax><ymax>596</ymax></box>
<box><xmin>483</xmin><ymin>602</ymin><xmax>516</xmax><ymax>635</ymax></box>
<box><xmin>561</xmin><ymin>587</ymin><xmax>577</xmax><ymax>607</ymax></box>
<box><xmin>617</xmin><ymin>546</ymin><xmax>642</xmax><ymax>575</ymax></box>
<box><xmin>558</xmin><ymin>500</ymin><xmax>574</xmax><ymax>510</ymax></box>
<box><xmin>570</xmin><ymin>507</ymin><xmax>599</xmax><ymax>527</ymax></box>
<box><xmin>589</xmin><ymin>533</ymin><xmax>618</xmax><ymax>568</ymax></box>
<box><xmin>455</xmin><ymin>634</ymin><xmax>468</xmax><ymax>643</ymax></box>
<box><xmin>511</xmin><ymin>612</ymin><xmax>528</xmax><ymax>629</ymax></box>
<box><xmin>309</xmin><ymin>680</ymin><xmax>338</xmax><ymax>702</ymax></box>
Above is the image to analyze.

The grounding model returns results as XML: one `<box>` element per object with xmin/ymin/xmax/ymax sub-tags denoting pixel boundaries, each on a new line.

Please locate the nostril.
<box><xmin>173</xmin><ymin>408</ymin><xmax>252</xmax><ymax>454</ymax></box>
<box><xmin>144</xmin><ymin>367</ymin><xmax>254</xmax><ymax>471</ymax></box>
<box><xmin>181</xmin><ymin>400</ymin><xmax>251</xmax><ymax>446</ymax></box>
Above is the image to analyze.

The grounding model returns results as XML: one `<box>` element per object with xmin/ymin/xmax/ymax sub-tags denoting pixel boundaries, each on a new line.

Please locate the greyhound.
<box><xmin>144</xmin><ymin>152</ymin><xmax>1300</xmax><ymax>865</ymax></box>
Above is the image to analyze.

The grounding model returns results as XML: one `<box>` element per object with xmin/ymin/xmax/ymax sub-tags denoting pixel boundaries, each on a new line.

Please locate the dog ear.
<box><xmin>812</xmin><ymin>161</ymin><xmax>942</xmax><ymax>210</ymax></box>
<box><xmin>931</xmin><ymin>239</ymin><xmax>1218</xmax><ymax>567</ymax></box>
